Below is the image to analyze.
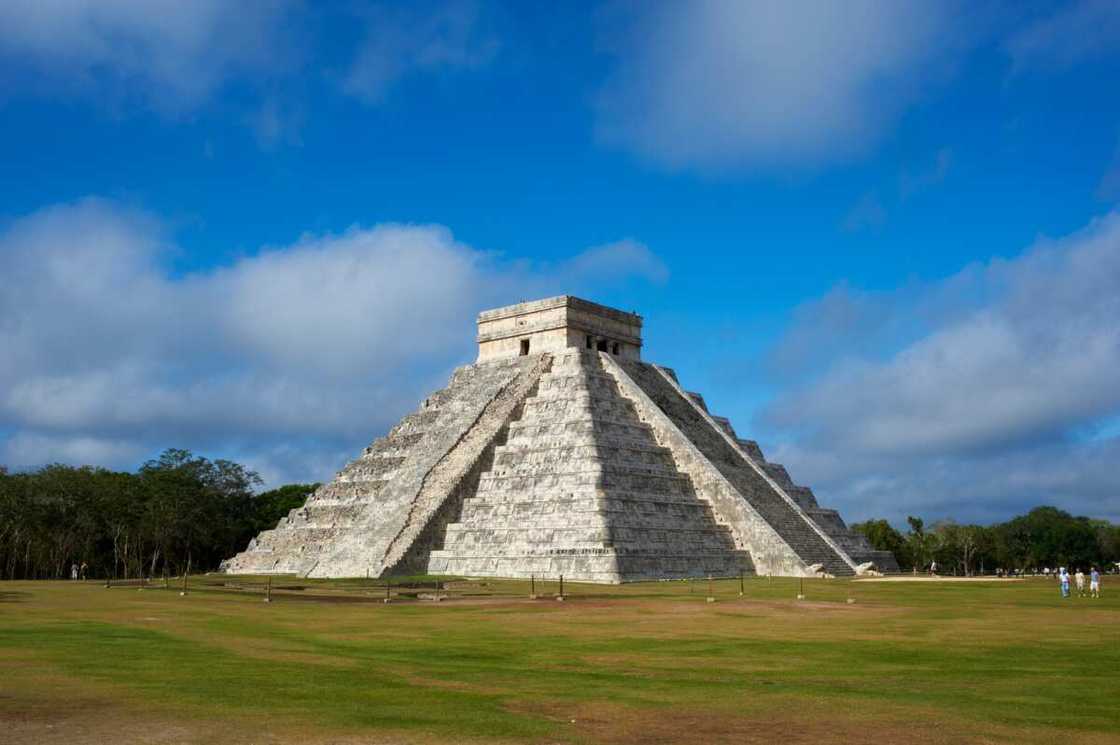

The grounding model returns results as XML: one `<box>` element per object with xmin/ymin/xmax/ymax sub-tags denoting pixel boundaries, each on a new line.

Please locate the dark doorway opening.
<box><xmin>611</xmin><ymin>342</ymin><xmax>620</xmax><ymax>355</ymax></box>
<box><xmin>596</xmin><ymin>339</ymin><xmax>608</xmax><ymax>352</ymax></box>
<box><xmin>520</xmin><ymin>339</ymin><xmax>530</xmax><ymax>356</ymax></box>
<box><xmin>586</xmin><ymin>334</ymin><xmax>593</xmax><ymax>349</ymax></box>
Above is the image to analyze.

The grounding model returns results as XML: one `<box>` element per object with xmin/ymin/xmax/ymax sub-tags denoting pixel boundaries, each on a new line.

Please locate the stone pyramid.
<box><xmin>222</xmin><ymin>296</ymin><xmax>897</xmax><ymax>582</ymax></box>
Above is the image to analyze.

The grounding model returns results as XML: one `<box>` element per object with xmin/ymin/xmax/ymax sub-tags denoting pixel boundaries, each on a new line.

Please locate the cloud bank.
<box><xmin>0</xmin><ymin>0</ymin><xmax>498</xmax><ymax>127</ymax></box>
<box><xmin>0</xmin><ymin>198</ymin><xmax>666</xmax><ymax>486</ymax></box>
<box><xmin>0</xmin><ymin>0</ymin><xmax>297</xmax><ymax>112</ymax></box>
<box><xmin>597</xmin><ymin>1</ymin><xmax>965</xmax><ymax>171</ymax></box>
<box><xmin>342</xmin><ymin>0</ymin><xmax>499</xmax><ymax>104</ymax></box>
<box><xmin>758</xmin><ymin>212</ymin><xmax>1120</xmax><ymax>524</ymax></box>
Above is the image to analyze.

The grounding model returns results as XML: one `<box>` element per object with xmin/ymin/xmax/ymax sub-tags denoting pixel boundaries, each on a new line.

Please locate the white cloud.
<box><xmin>561</xmin><ymin>239</ymin><xmax>670</xmax><ymax>286</ymax></box>
<box><xmin>2</xmin><ymin>432</ymin><xmax>147</xmax><ymax>470</ymax></box>
<box><xmin>1006</xmin><ymin>0</ymin><xmax>1120</xmax><ymax>72</ymax></box>
<box><xmin>757</xmin><ymin>212</ymin><xmax>1120</xmax><ymax>523</ymax></box>
<box><xmin>596</xmin><ymin>1</ymin><xmax>967</xmax><ymax>171</ymax></box>
<box><xmin>0</xmin><ymin>198</ymin><xmax>666</xmax><ymax>485</ymax></box>
<box><xmin>764</xmin><ymin>435</ymin><xmax>1120</xmax><ymax>526</ymax></box>
<box><xmin>0</xmin><ymin>0</ymin><xmax>297</xmax><ymax>112</ymax></box>
<box><xmin>342</xmin><ymin>0</ymin><xmax>498</xmax><ymax>104</ymax></box>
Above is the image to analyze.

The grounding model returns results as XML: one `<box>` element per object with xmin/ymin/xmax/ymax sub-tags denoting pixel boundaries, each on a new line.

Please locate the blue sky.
<box><xmin>1</xmin><ymin>0</ymin><xmax>1119</xmax><ymax>526</ymax></box>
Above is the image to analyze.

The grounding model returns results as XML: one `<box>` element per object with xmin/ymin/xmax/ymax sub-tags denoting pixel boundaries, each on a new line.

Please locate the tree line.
<box><xmin>2</xmin><ymin>449</ymin><xmax>1117</xmax><ymax>579</ymax></box>
<box><xmin>0</xmin><ymin>449</ymin><xmax>317</xmax><ymax>580</ymax></box>
<box><xmin>853</xmin><ymin>507</ymin><xmax>1120</xmax><ymax>575</ymax></box>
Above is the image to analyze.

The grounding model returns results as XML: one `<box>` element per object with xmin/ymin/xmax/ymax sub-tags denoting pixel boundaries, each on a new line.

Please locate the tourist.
<box><xmin>1059</xmin><ymin>567</ymin><xmax>1070</xmax><ymax>598</ymax></box>
<box><xmin>70</xmin><ymin>563</ymin><xmax>78</xmax><ymax>580</ymax></box>
<box><xmin>1090</xmin><ymin>567</ymin><xmax>1101</xmax><ymax>599</ymax></box>
<box><xmin>1075</xmin><ymin>568</ymin><xmax>1086</xmax><ymax>597</ymax></box>
<box><xmin>80</xmin><ymin>561</ymin><xmax>88</xmax><ymax>580</ymax></box>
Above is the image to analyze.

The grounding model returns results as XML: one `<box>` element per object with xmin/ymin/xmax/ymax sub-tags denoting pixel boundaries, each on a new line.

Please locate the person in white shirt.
<box><xmin>1075</xmin><ymin>569</ymin><xmax>1086</xmax><ymax>597</ymax></box>
<box><xmin>1090</xmin><ymin>567</ymin><xmax>1101</xmax><ymax>599</ymax></box>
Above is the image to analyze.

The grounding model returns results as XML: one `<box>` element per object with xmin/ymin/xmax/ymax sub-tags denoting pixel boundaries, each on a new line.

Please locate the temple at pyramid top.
<box><xmin>477</xmin><ymin>295</ymin><xmax>643</xmax><ymax>362</ymax></box>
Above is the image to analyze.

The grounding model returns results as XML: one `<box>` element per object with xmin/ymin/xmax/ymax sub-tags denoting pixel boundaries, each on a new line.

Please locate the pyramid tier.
<box><xmin>702</xmin><ymin>402</ymin><xmax>897</xmax><ymax>573</ymax></box>
<box><xmin>222</xmin><ymin>355</ymin><xmax>545</xmax><ymax>576</ymax></box>
<box><xmin>430</xmin><ymin>350</ymin><xmax>750</xmax><ymax>583</ymax></box>
<box><xmin>617</xmin><ymin>360</ymin><xmax>856</xmax><ymax>577</ymax></box>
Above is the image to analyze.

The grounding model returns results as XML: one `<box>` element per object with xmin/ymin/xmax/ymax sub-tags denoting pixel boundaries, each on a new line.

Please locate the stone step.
<box><xmin>736</xmin><ymin>439</ymin><xmax>765</xmax><ymax>462</ymax></box>
<box><xmin>459</xmin><ymin>503</ymin><xmax>730</xmax><ymax>529</ymax></box>
<box><xmin>484</xmin><ymin>460</ymin><xmax>688</xmax><ymax>483</ymax></box>
<box><xmin>363</xmin><ymin>431</ymin><xmax>424</xmax><ymax>456</ymax></box>
<box><xmin>476</xmin><ymin>470</ymin><xmax>694</xmax><ymax>496</ymax></box>
<box><xmin>495</xmin><ymin>437</ymin><xmax>670</xmax><ymax>456</ymax></box>
<box><xmin>388</xmin><ymin>408</ymin><xmax>441</xmax><ymax>435</ymax></box>
<box><xmin>223</xmin><ymin>352</ymin><xmax>547</xmax><ymax>579</ymax></box>
<box><xmin>440</xmin><ymin>531</ymin><xmax>737</xmax><ymax>554</ymax></box>
<box><xmin>497</xmin><ymin>453</ymin><xmax>675</xmax><ymax>471</ymax></box>
<box><xmin>509</xmin><ymin>405</ymin><xmax>649</xmax><ymax>426</ymax></box>
<box><xmin>460</xmin><ymin>488</ymin><xmax>714</xmax><ymax>507</ymax></box>
<box><xmin>495</xmin><ymin>436</ymin><xmax>671</xmax><ymax>458</ymax></box>
<box><xmin>787</xmin><ymin>485</ymin><xmax>819</xmax><ymax>509</ymax></box>
<box><xmin>617</xmin><ymin>360</ymin><xmax>856</xmax><ymax>577</ymax></box>
<box><xmin>253</xmin><ymin>525</ymin><xmax>339</xmax><ymax>550</ymax></box>
<box><xmin>535</xmin><ymin>376</ymin><xmax>627</xmax><ymax>393</ymax></box>
<box><xmin>491</xmin><ymin>446</ymin><xmax>675</xmax><ymax>470</ymax></box>
<box><xmin>760</xmin><ymin>462</ymin><xmax>794</xmax><ymax>489</ymax></box>
<box><xmin>337</xmin><ymin>456</ymin><xmax>406</xmax><ymax>480</ymax></box>
<box><xmin>313</xmin><ymin>480</ymin><xmax>388</xmax><ymax>501</ymax></box>
<box><xmin>286</xmin><ymin>503</ymin><xmax>364</xmax><ymax>525</ymax></box>
<box><xmin>506</xmin><ymin>417</ymin><xmax>654</xmax><ymax>442</ymax></box>
<box><xmin>520</xmin><ymin>395</ymin><xmax>638</xmax><ymax>416</ymax></box>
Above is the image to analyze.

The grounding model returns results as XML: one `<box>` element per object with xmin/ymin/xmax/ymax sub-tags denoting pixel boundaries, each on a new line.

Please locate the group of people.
<box><xmin>1057</xmin><ymin>567</ymin><xmax>1101</xmax><ymax>598</ymax></box>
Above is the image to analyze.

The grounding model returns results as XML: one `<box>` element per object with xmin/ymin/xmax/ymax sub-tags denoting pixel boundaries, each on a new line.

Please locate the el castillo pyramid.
<box><xmin>222</xmin><ymin>296</ymin><xmax>898</xmax><ymax>582</ymax></box>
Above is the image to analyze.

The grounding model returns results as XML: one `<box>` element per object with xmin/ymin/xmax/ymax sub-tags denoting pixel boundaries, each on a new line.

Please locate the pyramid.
<box><xmin>222</xmin><ymin>296</ymin><xmax>897</xmax><ymax>582</ymax></box>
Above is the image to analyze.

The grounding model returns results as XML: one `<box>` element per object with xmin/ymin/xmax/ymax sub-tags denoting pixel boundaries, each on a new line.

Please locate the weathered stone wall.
<box><xmin>688</xmin><ymin>400</ymin><xmax>898</xmax><ymax>574</ymax></box>
<box><xmin>381</xmin><ymin>353</ymin><xmax>552</xmax><ymax>574</ymax></box>
<box><xmin>221</xmin><ymin>355</ymin><xmax>546</xmax><ymax>577</ymax></box>
<box><xmin>611</xmin><ymin>358</ymin><xmax>858</xmax><ymax>576</ymax></box>
<box><xmin>429</xmin><ymin>350</ymin><xmax>750</xmax><ymax>582</ymax></box>
<box><xmin>601</xmin><ymin>355</ymin><xmax>815</xmax><ymax>576</ymax></box>
<box><xmin>477</xmin><ymin>296</ymin><xmax>642</xmax><ymax>362</ymax></box>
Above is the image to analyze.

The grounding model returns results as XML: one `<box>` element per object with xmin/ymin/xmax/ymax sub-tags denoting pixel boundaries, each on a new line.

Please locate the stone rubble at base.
<box><xmin>221</xmin><ymin>295</ymin><xmax>899</xmax><ymax>582</ymax></box>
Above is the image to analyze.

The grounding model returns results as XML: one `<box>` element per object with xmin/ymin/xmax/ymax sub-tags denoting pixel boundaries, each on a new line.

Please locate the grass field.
<box><xmin>1</xmin><ymin>574</ymin><xmax>1117</xmax><ymax>744</ymax></box>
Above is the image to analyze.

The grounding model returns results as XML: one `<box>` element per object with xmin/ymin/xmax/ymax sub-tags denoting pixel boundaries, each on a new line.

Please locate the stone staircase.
<box><xmin>429</xmin><ymin>350</ymin><xmax>751</xmax><ymax>582</ymax></box>
<box><xmin>617</xmin><ymin>361</ymin><xmax>856</xmax><ymax>577</ymax></box>
<box><xmin>221</xmin><ymin>355</ymin><xmax>545</xmax><ymax>577</ymax></box>
<box><xmin>707</xmin><ymin>412</ymin><xmax>899</xmax><ymax>574</ymax></box>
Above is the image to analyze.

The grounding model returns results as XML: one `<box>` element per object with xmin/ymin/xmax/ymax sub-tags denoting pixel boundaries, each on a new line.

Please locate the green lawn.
<box><xmin>1</xmin><ymin>575</ymin><xmax>1117</xmax><ymax>744</ymax></box>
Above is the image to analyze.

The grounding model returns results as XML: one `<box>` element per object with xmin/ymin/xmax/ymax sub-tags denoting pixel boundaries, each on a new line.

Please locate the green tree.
<box><xmin>851</xmin><ymin>518</ymin><xmax>911</xmax><ymax>569</ymax></box>
<box><xmin>0</xmin><ymin>451</ymin><xmax>313</xmax><ymax>580</ymax></box>
<box><xmin>930</xmin><ymin>521</ymin><xmax>991</xmax><ymax>576</ymax></box>
<box><xmin>252</xmin><ymin>483</ymin><xmax>319</xmax><ymax>533</ymax></box>
<box><xmin>906</xmin><ymin>516</ymin><xmax>933</xmax><ymax>572</ymax></box>
<box><xmin>139</xmin><ymin>449</ymin><xmax>263</xmax><ymax>575</ymax></box>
